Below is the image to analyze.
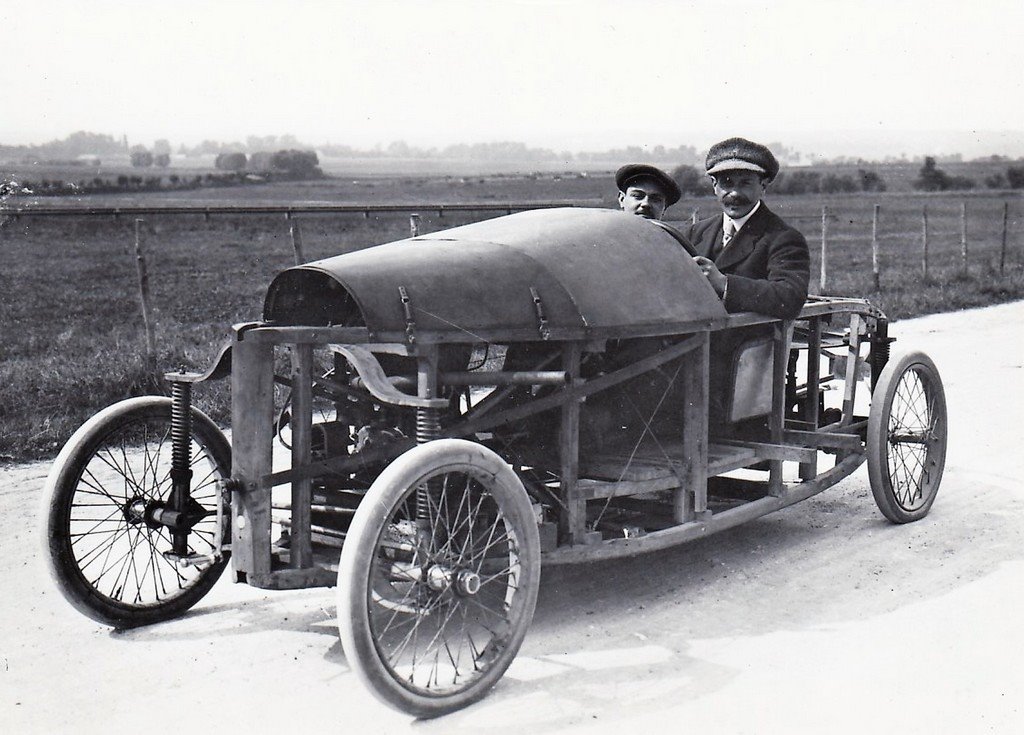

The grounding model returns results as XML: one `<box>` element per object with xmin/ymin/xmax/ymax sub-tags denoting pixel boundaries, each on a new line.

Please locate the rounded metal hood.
<box><xmin>263</xmin><ymin>208</ymin><xmax>727</xmax><ymax>339</ymax></box>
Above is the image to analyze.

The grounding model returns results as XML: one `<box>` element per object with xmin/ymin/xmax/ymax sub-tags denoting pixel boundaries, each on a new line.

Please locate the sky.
<box><xmin>2</xmin><ymin>0</ymin><xmax>1023</xmax><ymax>157</ymax></box>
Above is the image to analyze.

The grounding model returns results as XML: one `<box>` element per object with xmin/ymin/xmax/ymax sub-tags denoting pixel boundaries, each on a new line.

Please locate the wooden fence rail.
<box><xmin>0</xmin><ymin>201</ymin><xmax>600</xmax><ymax>219</ymax></box>
<box><xmin>5</xmin><ymin>199</ymin><xmax>1018</xmax><ymax>299</ymax></box>
<box><xmin>812</xmin><ymin>200</ymin><xmax>1017</xmax><ymax>292</ymax></box>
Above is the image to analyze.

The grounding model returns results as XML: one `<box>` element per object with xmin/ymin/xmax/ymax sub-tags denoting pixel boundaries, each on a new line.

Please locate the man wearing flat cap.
<box><xmin>616</xmin><ymin>163</ymin><xmax>681</xmax><ymax>220</ymax></box>
<box><xmin>685</xmin><ymin>138</ymin><xmax>810</xmax><ymax>429</ymax></box>
<box><xmin>686</xmin><ymin>137</ymin><xmax>809</xmax><ymax>319</ymax></box>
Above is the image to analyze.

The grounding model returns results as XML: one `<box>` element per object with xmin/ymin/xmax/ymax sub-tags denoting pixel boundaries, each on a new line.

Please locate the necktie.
<box><xmin>722</xmin><ymin>221</ymin><xmax>735</xmax><ymax>248</ymax></box>
<box><xmin>714</xmin><ymin>221</ymin><xmax>735</xmax><ymax>259</ymax></box>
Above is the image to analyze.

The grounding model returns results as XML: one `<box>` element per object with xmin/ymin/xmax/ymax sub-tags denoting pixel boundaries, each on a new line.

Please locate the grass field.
<box><xmin>2</xmin><ymin>170</ymin><xmax>1023</xmax><ymax>462</ymax></box>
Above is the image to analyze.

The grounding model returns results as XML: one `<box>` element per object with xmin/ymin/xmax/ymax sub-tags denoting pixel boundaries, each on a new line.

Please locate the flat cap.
<box><xmin>615</xmin><ymin>163</ymin><xmax>682</xmax><ymax>207</ymax></box>
<box><xmin>705</xmin><ymin>137</ymin><xmax>779</xmax><ymax>181</ymax></box>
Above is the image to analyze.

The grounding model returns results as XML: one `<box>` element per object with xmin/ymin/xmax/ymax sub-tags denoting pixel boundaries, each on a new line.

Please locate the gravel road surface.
<box><xmin>3</xmin><ymin>301</ymin><xmax>1022</xmax><ymax>734</ymax></box>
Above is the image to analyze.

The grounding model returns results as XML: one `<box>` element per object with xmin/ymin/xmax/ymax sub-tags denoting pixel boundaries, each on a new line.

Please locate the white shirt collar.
<box><xmin>723</xmin><ymin>199</ymin><xmax>761</xmax><ymax>234</ymax></box>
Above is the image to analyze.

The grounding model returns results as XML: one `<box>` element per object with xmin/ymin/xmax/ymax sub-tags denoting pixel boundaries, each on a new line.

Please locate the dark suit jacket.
<box><xmin>683</xmin><ymin>203</ymin><xmax>810</xmax><ymax>319</ymax></box>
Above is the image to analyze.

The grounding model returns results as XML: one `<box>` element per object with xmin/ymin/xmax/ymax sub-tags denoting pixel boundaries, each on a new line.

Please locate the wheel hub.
<box><xmin>124</xmin><ymin>496</ymin><xmax>148</xmax><ymax>525</ymax></box>
<box><xmin>425</xmin><ymin>565</ymin><xmax>481</xmax><ymax>596</ymax></box>
<box><xmin>456</xmin><ymin>569</ymin><xmax>481</xmax><ymax>596</ymax></box>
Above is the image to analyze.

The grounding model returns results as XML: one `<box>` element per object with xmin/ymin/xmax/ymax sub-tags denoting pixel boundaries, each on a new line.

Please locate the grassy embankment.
<box><xmin>1</xmin><ymin>171</ymin><xmax>1022</xmax><ymax>461</ymax></box>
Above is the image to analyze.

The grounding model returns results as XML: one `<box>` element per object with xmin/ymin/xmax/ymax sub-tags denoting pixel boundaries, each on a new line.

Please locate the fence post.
<box><xmin>819</xmin><ymin>204</ymin><xmax>829</xmax><ymax>293</ymax></box>
<box><xmin>960</xmin><ymin>201</ymin><xmax>968</xmax><ymax>274</ymax></box>
<box><xmin>133</xmin><ymin>218</ymin><xmax>156</xmax><ymax>364</ymax></box>
<box><xmin>287</xmin><ymin>213</ymin><xmax>305</xmax><ymax>265</ymax></box>
<box><xmin>1000</xmin><ymin>201</ymin><xmax>1009</xmax><ymax>275</ymax></box>
<box><xmin>871</xmin><ymin>203</ymin><xmax>880</xmax><ymax>290</ymax></box>
<box><xmin>921</xmin><ymin>205</ymin><xmax>929</xmax><ymax>280</ymax></box>
<box><xmin>409</xmin><ymin>213</ymin><xmax>420</xmax><ymax>238</ymax></box>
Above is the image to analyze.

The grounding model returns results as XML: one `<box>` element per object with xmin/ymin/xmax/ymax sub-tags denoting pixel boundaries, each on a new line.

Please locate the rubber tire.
<box><xmin>42</xmin><ymin>396</ymin><xmax>231</xmax><ymax>628</ymax></box>
<box><xmin>867</xmin><ymin>351</ymin><xmax>947</xmax><ymax>523</ymax></box>
<box><xmin>337</xmin><ymin>439</ymin><xmax>541</xmax><ymax>718</ymax></box>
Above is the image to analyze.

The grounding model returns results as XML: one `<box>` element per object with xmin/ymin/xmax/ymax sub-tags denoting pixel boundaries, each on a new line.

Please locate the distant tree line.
<box><xmin>575</xmin><ymin>144</ymin><xmax>702</xmax><ymax>166</ymax></box>
<box><xmin>8</xmin><ymin>150</ymin><xmax>323</xmax><ymax>198</ymax></box>
<box><xmin>988</xmin><ymin>167</ymin><xmax>1024</xmax><ymax>189</ymax></box>
<box><xmin>914</xmin><ymin>157</ymin><xmax>976</xmax><ymax>191</ymax></box>
<box><xmin>129</xmin><ymin>145</ymin><xmax>170</xmax><ymax>168</ymax></box>
<box><xmin>915</xmin><ymin>155</ymin><xmax>1024</xmax><ymax>191</ymax></box>
<box><xmin>125</xmin><ymin>146</ymin><xmax>322</xmax><ymax>177</ymax></box>
<box><xmin>9</xmin><ymin>132</ymin><xmax>1024</xmax><ymax>196</ymax></box>
<box><xmin>316</xmin><ymin>139</ymin><xmax>705</xmax><ymax>164</ymax></box>
<box><xmin>772</xmin><ymin>169</ymin><xmax>887</xmax><ymax>194</ymax></box>
<box><xmin>0</xmin><ymin>131</ymin><xmax>125</xmax><ymax>161</ymax></box>
<box><xmin>671</xmin><ymin>157</ymin><xmax>1024</xmax><ymax>197</ymax></box>
<box><xmin>212</xmin><ymin>149</ymin><xmax>321</xmax><ymax>177</ymax></box>
<box><xmin>7</xmin><ymin>171</ymin><xmax>292</xmax><ymax>198</ymax></box>
<box><xmin>670</xmin><ymin>164</ymin><xmax>888</xmax><ymax>196</ymax></box>
<box><xmin>178</xmin><ymin>134</ymin><xmax>307</xmax><ymax>156</ymax></box>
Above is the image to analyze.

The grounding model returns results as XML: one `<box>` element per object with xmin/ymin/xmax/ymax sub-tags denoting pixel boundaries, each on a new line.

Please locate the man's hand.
<box><xmin>693</xmin><ymin>256</ymin><xmax>727</xmax><ymax>296</ymax></box>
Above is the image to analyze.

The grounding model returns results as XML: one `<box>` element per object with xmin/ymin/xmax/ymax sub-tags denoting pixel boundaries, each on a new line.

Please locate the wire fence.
<box><xmin>0</xmin><ymin>200</ymin><xmax>597</xmax><ymax>219</ymax></box>
<box><xmin>673</xmin><ymin>199</ymin><xmax>1021</xmax><ymax>293</ymax></box>
<box><xmin>3</xmin><ymin>198</ymin><xmax>1021</xmax><ymax>335</ymax></box>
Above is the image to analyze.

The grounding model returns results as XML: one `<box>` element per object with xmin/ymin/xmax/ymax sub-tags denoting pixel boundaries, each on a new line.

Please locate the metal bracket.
<box><xmin>398</xmin><ymin>286</ymin><xmax>417</xmax><ymax>344</ymax></box>
<box><xmin>163</xmin><ymin>342</ymin><xmax>232</xmax><ymax>383</ymax></box>
<box><xmin>332</xmin><ymin>343</ymin><xmax>448</xmax><ymax>409</ymax></box>
<box><xmin>530</xmin><ymin>287</ymin><xmax>551</xmax><ymax>340</ymax></box>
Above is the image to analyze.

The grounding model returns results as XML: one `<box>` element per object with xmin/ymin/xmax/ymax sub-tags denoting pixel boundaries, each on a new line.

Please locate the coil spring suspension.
<box><xmin>169</xmin><ymin>381</ymin><xmax>194</xmax><ymax>554</ymax></box>
<box><xmin>171</xmin><ymin>382</ymin><xmax>192</xmax><ymax>473</ymax></box>
<box><xmin>870</xmin><ymin>318</ymin><xmax>892</xmax><ymax>390</ymax></box>
<box><xmin>415</xmin><ymin>407</ymin><xmax>441</xmax><ymax>523</ymax></box>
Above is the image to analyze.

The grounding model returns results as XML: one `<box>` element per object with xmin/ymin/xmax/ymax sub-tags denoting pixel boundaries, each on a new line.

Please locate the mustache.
<box><xmin>723</xmin><ymin>196</ymin><xmax>750</xmax><ymax>206</ymax></box>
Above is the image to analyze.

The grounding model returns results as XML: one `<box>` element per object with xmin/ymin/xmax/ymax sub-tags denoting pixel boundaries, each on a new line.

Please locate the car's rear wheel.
<box><xmin>867</xmin><ymin>351</ymin><xmax>947</xmax><ymax>523</ymax></box>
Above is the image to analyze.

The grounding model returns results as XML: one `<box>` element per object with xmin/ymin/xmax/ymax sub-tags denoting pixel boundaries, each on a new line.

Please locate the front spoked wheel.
<box><xmin>42</xmin><ymin>396</ymin><xmax>231</xmax><ymax>627</ymax></box>
<box><xmin>867</xmin><ymin>351</ymin><xmax>947</xmax><ymax>523</ymax></box>
<box><xmin>337</xmin><ymin>439</ymin><xmax>541</xmax><ymax>718</ymax></box>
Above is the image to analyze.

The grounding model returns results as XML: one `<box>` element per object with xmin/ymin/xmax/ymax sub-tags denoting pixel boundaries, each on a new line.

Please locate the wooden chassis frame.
<box><xmin>223</xmin><ymin>297</ymin><xmax>883</xmax><ymax>586</ymax></box>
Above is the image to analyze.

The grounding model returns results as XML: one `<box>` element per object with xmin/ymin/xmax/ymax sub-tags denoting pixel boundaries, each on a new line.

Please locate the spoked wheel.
<box><xmin>42</xmin><ymin>396</ymin><xmax>231</xmax><ymax>628</ymax></box>
<box><xmin>337</xmin><ymin>439</ymin><xmax>541</xmax><ymax>718</ymax></box>
<box><xmin>867</xmin><ymin>351</ymin><xmax>947</xmax><ymax>523</ymax></box>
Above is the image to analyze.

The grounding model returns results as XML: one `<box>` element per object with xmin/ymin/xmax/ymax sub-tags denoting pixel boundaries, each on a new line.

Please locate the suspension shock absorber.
<box><xmin>870</xmin><ymin>317</ymin><xmax>893</xmax><ymax>391</ymax></box>
<box><xmin>415</xmin><ymin>407</ymin><xmax>441</xmax><ymax>522</ymax></box>
<box><xmin>170</xmin><ymin>380</ymin><xmax>193</xmax><ymax>555</ymax></box>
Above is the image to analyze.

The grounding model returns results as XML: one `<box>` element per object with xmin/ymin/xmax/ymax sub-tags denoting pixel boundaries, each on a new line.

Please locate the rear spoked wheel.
<box><xmin>337</xmin><ymin>439</ymin><xmax>540</xmax><ymax>718</ymax></box>
<box><xmin>42</xmin><ymin>396</ymin><xmax>231</xmax><ymax>627</ymax></box>
<box><xmin>867</xmin><ymin>351</ymin><xmax>947</xmax><ymax>523</ymax></box>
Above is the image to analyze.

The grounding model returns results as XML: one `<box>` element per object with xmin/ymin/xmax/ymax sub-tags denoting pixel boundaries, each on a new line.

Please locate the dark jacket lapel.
<box><xmin>702</xmin><ymin>218</ymin><xmax>724</xmax><ymax>259</ymax></box>
<box><xmin>715</xmin><ymin>202</ymin><xmax>771</xmax><ymax>271</ymax></box>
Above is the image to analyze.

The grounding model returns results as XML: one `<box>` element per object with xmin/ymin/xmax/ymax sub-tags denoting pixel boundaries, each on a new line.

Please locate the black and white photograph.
<box><xmin>2</xmin><ymin>1</ymin><xmax>1023</xmax><ymax>732</ymax></box>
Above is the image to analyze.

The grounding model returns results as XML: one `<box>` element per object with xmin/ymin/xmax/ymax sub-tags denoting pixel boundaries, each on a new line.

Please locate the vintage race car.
<box><xmin>42</xmin><ymin>208</ymin><xmax>947</xmax><ymax>717</ymax></box>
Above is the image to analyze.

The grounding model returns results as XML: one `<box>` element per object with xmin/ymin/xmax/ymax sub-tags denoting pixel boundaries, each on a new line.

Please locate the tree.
<box><xmin>269</xmin><ymin>149</ymin><xmax>321</xmax><ymax>177</ymax></box>
<box><xmin>983</xmin><ymin>173</ymin><xmax>1007</xmax><ymax>188</ymax></box>
<box><xmin>914</xmin><ymin>156</ymin><xmax>951</xmax><ymax>191</ymax></box>
<box><xmin>387</xmin><ymin>140</ymin><xmax>413</xmax><ymax>157</ymax></box>
<box><xmin>49</xmin><ymin>131</ymin><xmax>123</xmax><ymax>156</ymax></box>
<box><xmin>249</xmin><ymin>151</ymin><xmax>273</xmax><ymax>171</ymax></box>
<box><xmin>820</xmin><ymin>173</ymin><xmax>858</xmax><ymax>194</ymax></box>
<box><xmin>196</xmin><ymin>140</ymin><xmax>223</xmax><ymax>155</ymax></box>
<box><xmin>671</xmin><ymin>164</ymin><xmax>706</xmax><ymax>196</ymax></box>
<box><xmin>858</xmin><ymin>169</ymin><xmax>886</xmax><ymax>192</ymax></box>
<box><xmin>1006</xmin><ymin>166</ymin><xmax>1024</xmax><ymax>189</ymax></box>
<box><xmin>215</xmin><ymin>152</ymin><xmax>247</xmax><ymax>171</ymax></box>
<box><xmin>154</xmin><ymin>153</ymin><xmax>171</xmax><ymax>168</ymax></box>
<box><xmin>772</xmin><ymin>171</ymin><xmax>820</xmax><ymax>195</ymax></box>
<box><xmin>947</xmin><ymin>175</ymin><xmax>975</xmax><ymax>190</ymax></box>
<box><xmin>152</xmin><ymin>139</ymin><xmax>172</xmax><ymax>156</ymax></box>
<box><xmin>129</xmin><ymin>145</ymin><xmax>153</xmax><ymax>167</ymax></box>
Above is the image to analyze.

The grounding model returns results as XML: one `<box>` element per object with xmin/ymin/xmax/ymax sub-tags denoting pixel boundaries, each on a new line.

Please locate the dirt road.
<box><xmin>3</xmin><ymin>301</ymin><xmax>1023</xmax><ymax>734</ymax></box>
